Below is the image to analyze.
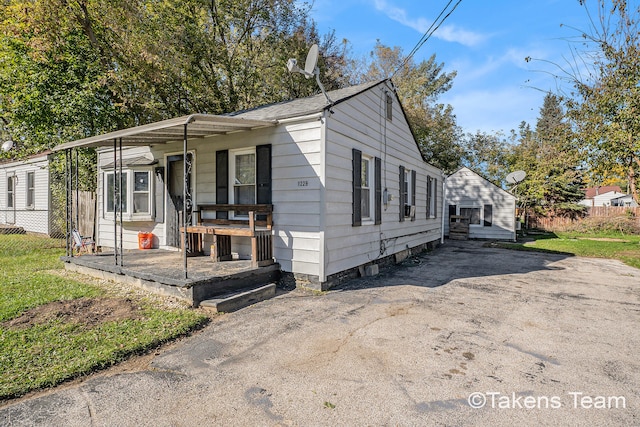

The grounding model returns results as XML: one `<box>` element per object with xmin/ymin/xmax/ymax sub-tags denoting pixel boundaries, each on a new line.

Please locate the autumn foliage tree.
<box><xmin>565</xmin><ymin>0</ymin><xmax>640</xmax><ymax>203</ymax></box>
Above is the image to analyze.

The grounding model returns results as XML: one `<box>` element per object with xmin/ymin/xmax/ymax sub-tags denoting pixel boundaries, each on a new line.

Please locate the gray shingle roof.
<box><xmin>229</xmin><ymin>80</ymin><xmax>384</xmax><ymax>121</ymax></box>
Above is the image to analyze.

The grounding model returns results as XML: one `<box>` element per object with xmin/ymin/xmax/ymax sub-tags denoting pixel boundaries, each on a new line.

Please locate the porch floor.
<box><xmin>61</xmin><ymin>249</ymin><xmax>281</xmax><ymax>307</ymax></box>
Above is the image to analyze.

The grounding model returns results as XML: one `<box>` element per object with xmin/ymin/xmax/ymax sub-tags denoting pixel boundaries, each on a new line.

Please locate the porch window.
<box><xmin>230</xmin><ymin>149</ymin><xmax>256</xmax><ymax>217</ymax></box>
<box><xmin>7</xmin><ymin>175</ymin><xmax>15</xmax><ymax>208</ymax></box>
<box><xmin>26</xmin><ymin>171</ymin><xmax>35</xmax><ymax>209</ymax></box>
<box><xmin>105</xmin><ymin>169</ymin><xmax>153</xmax><ymax>220</ymax></box>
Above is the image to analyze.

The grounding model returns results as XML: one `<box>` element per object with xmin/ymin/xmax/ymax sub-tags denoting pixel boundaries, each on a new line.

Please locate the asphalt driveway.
<box><xmin>2</xmin><ymin>240</ymin><xmax>639</xmax><ymax>426</ymax></box>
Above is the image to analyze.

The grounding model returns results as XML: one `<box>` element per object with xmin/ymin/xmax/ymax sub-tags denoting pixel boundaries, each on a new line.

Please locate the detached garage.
<box><xmin>444</xmin><ymin>167</ymin><xmax>516</xmax><ymax>242</ymax></box>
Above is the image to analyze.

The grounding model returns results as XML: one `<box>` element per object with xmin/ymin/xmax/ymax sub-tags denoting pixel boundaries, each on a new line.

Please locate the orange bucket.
<box><xmin>138</xmin><ymin>232</ymin><xmax>153</xmax><ymax>250</ymax></box>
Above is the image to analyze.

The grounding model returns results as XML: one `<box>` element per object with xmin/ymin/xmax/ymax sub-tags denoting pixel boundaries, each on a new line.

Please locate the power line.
<box><xmin>391</xmin><ymin>0</ymin><xmax>462</xmax><ymax>78</ymax></box>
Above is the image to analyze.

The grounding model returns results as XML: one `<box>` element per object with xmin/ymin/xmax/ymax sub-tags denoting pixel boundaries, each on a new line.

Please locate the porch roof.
<box><xmin>51</xmin><ymin>114</ymin><xmax>276</xmax><ymax>151</ymax></box>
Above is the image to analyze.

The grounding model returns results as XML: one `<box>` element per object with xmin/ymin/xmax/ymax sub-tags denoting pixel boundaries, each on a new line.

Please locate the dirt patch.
<box><xmin>2</xmin><ymin>297</ymin><xmax>144</xmax><ymax>330</ymax></box>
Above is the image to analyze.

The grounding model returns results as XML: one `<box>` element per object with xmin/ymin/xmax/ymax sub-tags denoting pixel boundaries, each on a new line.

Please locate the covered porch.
<box><xmin>53</xmin><ymin>114</ymin><xmax>280</xmax><ymax>306</ymax></box>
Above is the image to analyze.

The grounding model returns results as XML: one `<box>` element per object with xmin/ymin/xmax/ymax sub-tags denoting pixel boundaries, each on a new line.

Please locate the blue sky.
<box><xmin>309</xmin><ymin>0</ymin><xmax>594</xmax><ymax>135</ymax></box>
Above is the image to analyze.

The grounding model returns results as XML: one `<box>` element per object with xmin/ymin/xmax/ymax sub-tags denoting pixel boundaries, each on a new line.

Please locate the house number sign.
<box><xmin>297</xmin><ymin>180</ymin><xmax>309</xmax><ymax>187</ymax></box>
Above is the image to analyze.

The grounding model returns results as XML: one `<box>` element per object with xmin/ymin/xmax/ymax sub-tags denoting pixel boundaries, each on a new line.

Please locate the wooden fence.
<box><xmin>527</xmin><ymin>206</ymin><xmax>640</xmax><ymax>231</ymax></box>
<box><xmin>71</xmin><ymin>191</ymin><xmax>97</xmax><ymax>238</ymax></box>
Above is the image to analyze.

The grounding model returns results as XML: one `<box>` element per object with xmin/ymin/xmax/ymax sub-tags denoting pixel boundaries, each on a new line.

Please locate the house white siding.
<box><xmin>92</xmin><ymin>80</ymin><xmax>445</xmax><ymax>288</ymax></box>
<box><xmin>0</xmin><ymin>154</ymin><xmax>51</xmax><ymax>235</ymax></box>
<box><xmin>322</xmin><ymin>83</ymin><xmax>443</xmax><ymax>280</ymax></box>
<box><xmin>444</xmin><ymin>167</ymin><xmax>516</xmax><ymax>241</ymax></box>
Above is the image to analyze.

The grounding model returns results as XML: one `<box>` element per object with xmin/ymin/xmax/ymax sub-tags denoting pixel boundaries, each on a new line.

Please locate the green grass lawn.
<box><xmin>493</xmin><ymin>231</ymin><xmax>640</xmax><ymax>269</ymax></box>
<box><xmin>0</xmin><ymin>235</ymin><xmax>208</xmax><ymax>401</ymax></box>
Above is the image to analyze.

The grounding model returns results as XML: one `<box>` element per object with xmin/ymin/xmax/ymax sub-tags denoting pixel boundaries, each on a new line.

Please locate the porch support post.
<box><xmin>113</xmin><ymin>138</ymin><xmax>118</xmax><ymax>266</ymax></box>
<box><xmin>74</xmin><ymin>148</ymin><xmax>79</xmax><ymax>232</ymax></box>
<box><xmin>118</xmin><ymin>137</ymin><xmax>124</xmax><ymax>266</ymax></box>
<box><xmin>182</xmin><ymin>123</ymin><xmax>188</xmax><ymax>279</ymax></box>
<box><xmin>65</xmin><ymin>149</ymin><xmax>72</xmax><ymax>257</ymax></box>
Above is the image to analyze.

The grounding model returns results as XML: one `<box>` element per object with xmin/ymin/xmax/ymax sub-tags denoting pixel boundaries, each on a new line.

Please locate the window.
<box><xmin>133</xmin><ymin>171</ymin><xmax>150</xmax><ymax>213</ymax></box>
<box><xmin>26</xmin><ymin>172</ymin><xmax>35</xmax><ymax>208</ymax></box>
<box><xmin>105</xmin><ymin>169</ymin><xmax>153</xmax><ymax>220</ymax></box>
<box><xmin>483</xmin><ymin>204</ymin><xmax>493</xmax><ymax>226</ymax></box>
<box><xmin>426</xmin><ymin>176</ymin><xmax>437</xmax><ymax>219</ymax></box>
<box><xmin>460</xmin><ymin>207</ymin><xmax>481</xmax><ymax>225</ymax></box>
<box><xmin>230</xmin><ymin>149</ymin><xmax>256</xmax><ymax>217</ymax></box>
<box><xmin>7</xmin><ymin>175</ymin><xmax>15</xmax><ymax>208</ymax></box>
<box><xmin>353</xmin><ymin>149</ymin><xmax>381</xmax><ymax>226</ymax></box>
<box><xmin>385</xmin><ymin>93</ymin><xmax>393</xmax><ymax>121</ymax></box>
<box><xmin>361</xmin><ymin>156</ymin><xmax>372</xmax><ymax>220</ymax></box>
<box><xmin>399</xmin><ymin>166</ymin><xmax>416</xmax><ymax>221</ymax></box>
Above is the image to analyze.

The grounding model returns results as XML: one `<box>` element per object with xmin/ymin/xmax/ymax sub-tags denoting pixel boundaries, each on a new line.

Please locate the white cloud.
<box><xmin>372</xmin><ymin>0</ymin><xmax>487</xmax><ymax>47</ymax></box>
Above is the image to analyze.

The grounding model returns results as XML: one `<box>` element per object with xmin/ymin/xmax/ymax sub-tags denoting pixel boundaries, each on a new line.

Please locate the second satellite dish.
<box><xmin>1</xmin><ymin>139</ymin><xmax>14</xmax><ymax>153</ymax></box>
<box><xmin>506</xmin><ymin>170</ymin><xmax>526</xmax><ymax>184</ymax></box>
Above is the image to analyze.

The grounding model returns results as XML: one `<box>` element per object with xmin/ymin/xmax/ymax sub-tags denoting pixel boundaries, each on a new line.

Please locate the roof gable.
<box><xmin>584</xmin><ymin>186</ymin><xmax>622</xmax><ymax>198</ymax></box>
<box><xmin>449</xmin><ymin>166</ymin><xmax>515</xmax><ymax>199</ymax></box>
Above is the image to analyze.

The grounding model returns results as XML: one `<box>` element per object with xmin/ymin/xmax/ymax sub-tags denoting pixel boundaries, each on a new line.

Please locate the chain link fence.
<box><xmin>0</xmin><ymin>153</ymin><xmax>96</xmax><ymax>254</ymax></box>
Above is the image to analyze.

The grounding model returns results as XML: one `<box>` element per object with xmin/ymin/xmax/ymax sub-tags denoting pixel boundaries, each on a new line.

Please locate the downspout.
<box><xmin>440</xmin><ymin>175</ymin><xmax>446</xmax><ymax>244</ymax></box>
<box><xmin>318</xmin><ymin>111</ymin><xmax>327</xmax><ymax>283</ymax></box>
<box><xmin>75</xmin><ymin>148</ymin><xmax>79</xmax><ymax>232</ymax></box>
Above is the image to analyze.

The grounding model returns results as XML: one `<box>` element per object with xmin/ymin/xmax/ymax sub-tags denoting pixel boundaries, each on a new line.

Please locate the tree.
<box><xmin>462</xmin><ymin>130</ymin><xmax>511</xmax><ymax>185</ymax></box>
<box><xmin>564</xmin><ymin>0</ymin><xmax>640</xmax><ymax>203</ymax></box>
<box><xmin>358</xmin><ymin>42</ymin><xmax>463</xmax><ymax>173</ymax></box>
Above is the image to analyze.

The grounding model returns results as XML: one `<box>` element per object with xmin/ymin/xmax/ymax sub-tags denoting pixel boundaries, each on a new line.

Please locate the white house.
<box><xmin>0</xmin><ymin>151</ymin><xmax>58</xmax><ymax>235</ymax></box>
<box><xmin>444</xmin><ymin>167</ymin><xmax>516</xmax><ymax>241</ymax></box>
<box><xmin>54</xmin><ymin>80</ymin><xmax>445</xmax><ymax>290</ymax></box>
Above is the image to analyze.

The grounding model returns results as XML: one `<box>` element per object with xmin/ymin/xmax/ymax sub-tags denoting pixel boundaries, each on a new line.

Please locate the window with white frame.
<box><xmin>104</xmin><ymin>169</ymin><xmax>153</xmax><ymax>220</ymax></box>
<box><xmin>26</xmin><ymin>171</ymin><xmax>35</xmax><ymax>209</ymax></box>
<box><xmin>361</xmin><ymin>155</ymin><xmax>374</xmax><ymax>220</ymax></box>
<box><xmin>230</xmin><ymin>148</ymin><xmax>256</xmax><ymax>217</ymax></box>
<box><xmin>7</xmin><ymin>175</ymin><xmax>15</xmax><ymax>208</ymax></box>
<box><xmin>403</xmin><ymin>168</ymin><xmax>415</xmax><ymax>218</ymax></box>
<box><xmin>426</xmin><ymin>175</ymin><xmax>437</xmax><ymax>219</ymax></box>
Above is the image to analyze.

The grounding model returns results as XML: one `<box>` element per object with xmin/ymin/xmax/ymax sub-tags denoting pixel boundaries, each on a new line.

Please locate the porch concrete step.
<box><xmin>198</xmin><ymin>283</ymin><xmax>276</xmax><ymax>313</ymax></box>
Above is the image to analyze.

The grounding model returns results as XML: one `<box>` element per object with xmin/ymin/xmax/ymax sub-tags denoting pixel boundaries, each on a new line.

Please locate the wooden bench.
<box><xmin>180</xmin><ymin>204</ymin><xmax>274</xmax><ymax>268</ymax></box>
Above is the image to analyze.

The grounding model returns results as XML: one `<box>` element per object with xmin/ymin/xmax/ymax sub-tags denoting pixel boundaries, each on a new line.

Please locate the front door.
<box><xmin>166</xmin><ymin>153</ymin><xmax>193</xmax><ymax>248</ymax></box>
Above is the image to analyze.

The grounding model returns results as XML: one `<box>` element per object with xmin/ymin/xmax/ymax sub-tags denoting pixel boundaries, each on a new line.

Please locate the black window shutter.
<box><xmin>352</xmin><ymin>149</ymin><xmax>362</xmax><ymax>226</ymax></box>
<box><xmin>154</xmin><ymin>167</ymin><xmax>165</xmax><ymax>223</ymax></box>
<box><xmin>375</xmin><ymin>157</ymin><xmax>382</xmax><ymax>225</ymax></box>
<box><xmin>426</xmin><ymin>176</ymin><xmax>432</xmax><ymax>218</ymax></box>
<box><xmin>484</xmin><ymin>204</ymin><xmax>493</xmax><ymax>227</ymax></box>
<box><xmin>411</xmin><ymin>169</ymin><xmax>416</xmax><ymax>220</ymax></box>
<box><xmin>256</xmin><ymin>144</ymin><xmax>271</xmax><ymax>204</ymax></box>
<box><xmin>216</xmin><ymin>150</ymin><xmax>228</xmax><ymax>219</ymax></box>
<box><xmin>399</xmin><ymin>165</ymin><xmax>405</xmax><ymax>222</ymax></box>
<box><xmin>433</xmin><ymin>178</ymin><xmax>438</xmax><ymax>218</ymax></box>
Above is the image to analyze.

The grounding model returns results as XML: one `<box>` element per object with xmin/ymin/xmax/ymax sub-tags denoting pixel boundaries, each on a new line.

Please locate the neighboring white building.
<box><xmin>444</xmin><ymin>167</ymin><xmax>516</xmax><ymax>241</ymax></box>
<box><xmin>588</xmin><ymin>190</ymin><xmax>627</xmax><ymax>207</ymax></box>
<box><xmin>0</xmin><ymin>151</ymin><xmax>57</xmax><ymax>235</ymax></box>
<box><xmin>610</xmin><ymin>194</ymin><xmax>638</xmax><ymax>207</ymax></box>
<box><xmin>56</xmin><ymin>80</ymin><xmax>445</xmax><ymax>290</ymax></box>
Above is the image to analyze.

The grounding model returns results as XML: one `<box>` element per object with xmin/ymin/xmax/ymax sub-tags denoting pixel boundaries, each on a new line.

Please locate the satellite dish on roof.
<box><xmin>304</xmin><ymin>44</ymin><xmax>319</xmax><ymax>79</ymax></box>
<box><xmin>286</xmin><ymin>44</ymin><xmax>333</xmax><ymax>103</ymax></box>
<box><xmin>1</xmin><ymin>139</ymin><xmax>14</xmax><ymax>152</ymax></box>
<box><xmin>506</xmin><ymin>170</ymin><xmax>526</xmax><ymax>185</ymax></box>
